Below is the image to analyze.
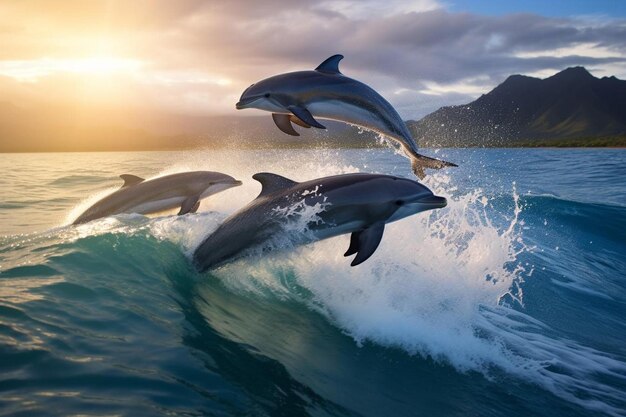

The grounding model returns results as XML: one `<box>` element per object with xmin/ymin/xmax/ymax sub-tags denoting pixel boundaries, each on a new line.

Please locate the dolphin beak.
<box><xmin>418</xmin><ymin>195</ymin><xmax>447</xmax><ymax>208</ymax></box>
<box><xmin>233</xmin><ymin>180</ymin><xmax>243</xmax><ymax>186</ymax></box>
<box><xmin>236</xmin><ymin>96</ymin><xmax>261</xmax><ymax>110</ymax></box>
<box><xmin>235</xmin><ymin>98</ymin><xmax>254</xmax><ymax>110</ymax></box>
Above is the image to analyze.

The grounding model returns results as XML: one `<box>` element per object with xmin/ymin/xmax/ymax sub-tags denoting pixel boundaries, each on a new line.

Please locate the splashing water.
<box><xmin>208</xmin><ymin>166</ymin><xmax>625</xmax><ymax>416</ymax></box>
<box><xmin>2</xmin><ymin>148</ymin><xmax>625</xmax><ymax>416</ymax></box>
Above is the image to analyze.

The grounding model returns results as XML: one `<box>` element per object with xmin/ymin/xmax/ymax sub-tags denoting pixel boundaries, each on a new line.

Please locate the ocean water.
<box><xmin>0</xmin><ymin>148</ymin><xmax>625</xmax><ymax>417</ymax></box>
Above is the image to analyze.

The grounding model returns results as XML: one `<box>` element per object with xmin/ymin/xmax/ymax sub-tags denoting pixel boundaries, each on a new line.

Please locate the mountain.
<box><xmin>407</xmin><ymin>67</ymin><xmax>626</xmax><ymax>146</ymax></box>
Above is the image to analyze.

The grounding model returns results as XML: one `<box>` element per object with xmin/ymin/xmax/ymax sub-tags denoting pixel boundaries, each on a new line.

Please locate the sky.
<box><xmin>1</xmin><ymin>0</ymin><xmax>625</xmax><ymax>120</ymax></box>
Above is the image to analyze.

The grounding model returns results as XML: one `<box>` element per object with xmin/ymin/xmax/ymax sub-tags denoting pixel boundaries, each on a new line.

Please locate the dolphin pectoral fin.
<box><xmin>315</xmin><ymin>54</ymin><xmax>344</xmax><ymax>74</ymax></box>
<box><xmin>349</xmin><ymin>222</ymin><xmax>385</xmax><ymax>266</ymax></box>
<box><xmin>287</xmin><ymin>105</ymin><xmax>326</xmax><ymax>129</ymax></box>
<box><xmin>178</xmin><ymin>195</ymin><xmax>200</xmax><ymax>215</ymax></box>
<box><xmin>120</xmin><ymin>174</ymin><xmax>145</xmax><ymax>188</ymax></box>
<box><xmin>344</xmin><ymin>231</ymin><xmax>361</xmax><ymax>256</ymax></box>
<box><xmin>272</xmin><ymin>113</ymin><xmax>300</xmax><ymax>136</ymax></box>
<box><xmin>289</xmin><ymin>115</ymin><xmax>311</xmax><ymax>128</ymax></box>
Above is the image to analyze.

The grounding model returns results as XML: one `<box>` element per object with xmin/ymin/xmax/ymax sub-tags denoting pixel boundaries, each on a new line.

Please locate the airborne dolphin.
<box><xmin>193</xmin><ymin>172</ymin><xmax>447</xmax><ymax>271</ymax></box>
<box><xmin>72</xmin><ymin>171</ymin><xmax>242</xmax><ymax>225</ymax></box>
<box><xmin>235</xmin><ymin>54</ymin><xmax>457</xmax><ymax>178</ymax></box>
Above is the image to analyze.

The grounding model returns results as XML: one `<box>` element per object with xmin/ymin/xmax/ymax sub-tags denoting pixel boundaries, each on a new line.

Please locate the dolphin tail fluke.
<box><xmin>405</xmin><ymin>148</ymin><xmax>457</xmax><ymax>179</ymax></box>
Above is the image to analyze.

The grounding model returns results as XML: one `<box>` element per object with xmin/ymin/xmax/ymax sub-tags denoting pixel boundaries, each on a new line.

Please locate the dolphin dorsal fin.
<box><xmin>252</xmin><ymin>173</ymin><xmax>298</xmax><ymax>197</ymax></box>
<box><xmin>120</xmin><ymin>174</ymin><xmax>145</xmax><ymax>188</ymax></box>
<box><xmin>315</xmin><ymin>54</ymin><xmax>344</xmax><ymax>74</ymax></box>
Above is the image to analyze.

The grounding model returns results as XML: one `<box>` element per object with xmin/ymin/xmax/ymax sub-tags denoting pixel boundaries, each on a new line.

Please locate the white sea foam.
<box><xmin>61</xmin><ymin>148</ymin><xmax>626</xmax><ymax>415</ymax></box>
<box><xmin>187</xmin><ymin>154</ymin><xmax>626</xmax><ymax>416</ymax></box>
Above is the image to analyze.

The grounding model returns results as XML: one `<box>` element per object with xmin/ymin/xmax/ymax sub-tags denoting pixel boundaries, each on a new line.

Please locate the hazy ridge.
<box><xmin>1</xmin><ymin>67</ymin><xmax>625</xmax><ymax>152</ymax></box>
<box><xmin>408</xmin><ymin>67</ymin><xmax>626</xmax><ymax>147</ymax></box>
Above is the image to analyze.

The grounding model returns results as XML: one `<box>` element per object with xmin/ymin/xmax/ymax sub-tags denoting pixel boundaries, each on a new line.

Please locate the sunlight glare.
<box><xmin>0</xmin><ymin>56</ymin><xmax>143</xmax><ymax>82</ymax></box>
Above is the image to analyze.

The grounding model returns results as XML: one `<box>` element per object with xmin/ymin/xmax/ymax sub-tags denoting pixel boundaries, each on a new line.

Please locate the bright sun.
<box><xmin>0</xmin><ymin>56</ymin><xmax>143</xmax><ymax>82</ymax></box>
<box><xmin>55</xmin><ymin>56</ymin><xmax>142</xmax><ymax>74</ymax></box>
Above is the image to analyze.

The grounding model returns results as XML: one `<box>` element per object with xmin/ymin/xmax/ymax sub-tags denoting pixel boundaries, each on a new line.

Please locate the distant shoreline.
<box><xmin>1</xmin><ymin>133</ymin><xmax>624</xmax><ymax>153</ymax></box>
<box><xmin>1</xmin><ymin>144</ymin><xmax>624</xmax><ymax>154</ymax></box>
<box><xmin>1</xmin><ymin>127</ymin><xmax>623</xmax><ymax>153</ymax></box>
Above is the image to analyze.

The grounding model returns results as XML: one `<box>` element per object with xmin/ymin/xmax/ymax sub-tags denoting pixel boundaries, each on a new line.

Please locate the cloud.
<box><xmin>0</xmin><ymin>1</ymin><xmax>625</xmax><ymax>119</ymax></box>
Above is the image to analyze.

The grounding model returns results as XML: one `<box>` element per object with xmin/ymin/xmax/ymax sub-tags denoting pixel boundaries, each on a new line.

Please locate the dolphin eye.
<box><xmin>395</xmin><ymin>200</ymin><xmax>404</xmax><ymax>206</ymax></box>
<box><xmin>264</xmin><ymin>93</ymin><xmax>270</xmax><ymax>98</ymax></box>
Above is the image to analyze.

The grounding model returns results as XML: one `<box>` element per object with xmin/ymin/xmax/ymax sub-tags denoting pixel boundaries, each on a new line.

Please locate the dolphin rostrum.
<box><xmin>72</xmin><ymin>171</ymin><xmax>242</xmax><ymax>225</ymax></box>
<box><xmin>193</xmin><ymin>172</ymin><xmax>447</xmax><ymax>271</ymax></box>
<box><xmin>235</xmin><ymin>54</ymin><xmax>457</xmax><ymax>178</ymax></box>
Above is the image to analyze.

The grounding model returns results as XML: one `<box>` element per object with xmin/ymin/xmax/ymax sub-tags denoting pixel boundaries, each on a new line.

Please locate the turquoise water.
<box><xmin>0</xmin><ymin>148</ymin><xmax>625</xmax><ymax>416</ymax></box>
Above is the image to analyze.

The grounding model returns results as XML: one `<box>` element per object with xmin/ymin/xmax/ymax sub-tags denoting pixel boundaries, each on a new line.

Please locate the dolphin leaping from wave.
<box><xmin>193</xmin><ymin>171</ymin><xmax>447</xmax><ymax>271</ymax></box>
<box><xmin>72</xmin><ymin>171</ymin><xmax>242</xmax><ymax>225</ymax></box>
<box><xmin>236</xmin><ymin>54</ymin><xmax>457</xmax><ymax>178</ymax></box>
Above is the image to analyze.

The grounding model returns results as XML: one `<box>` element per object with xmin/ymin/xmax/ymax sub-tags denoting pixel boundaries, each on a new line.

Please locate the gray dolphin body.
<box><xmin>193</xmin><ymin>172</ymin><xmax>446</xmax><ymax>271</ymax></box>
<box><xmin>236</xmin><ymin>54</ymin><xmax>457</xmax><ymax>178</ymax></box>
<box><xmin>72</xmin><ymin>171</ymin><xmax>242</xmax><ymax>225</ymax></box>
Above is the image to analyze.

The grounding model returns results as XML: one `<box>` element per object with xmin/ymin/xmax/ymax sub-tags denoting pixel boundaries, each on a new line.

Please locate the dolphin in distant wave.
<box><xmin>236</xmin><ymin>54</ymin><xmax>457</xmax><ymax>178</ymax></box>
<box><xmin>72</xmin><ymin>171</ymin><xmax>242</xmax><ymax>225</ymax></box>
<box><xmin>193</xmin><ymin>171</ymin><xmax>447</xmax><ymax>271</ymax></box>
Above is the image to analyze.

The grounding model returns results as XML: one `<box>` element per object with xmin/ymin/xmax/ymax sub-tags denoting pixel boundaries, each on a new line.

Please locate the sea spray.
<box><xmin>51</xmin><ymin>148</ymin><xmax>626</xmax><ymax>415</ymax></box>
<box><xmin>3</xmin><ymin>148</ymin><xmax>626</xmax><ymax>416</ymax></box>
<box><xmin>208</xmin><ymin>169</ymin><xmax>626</xmax><ymax>416</ymax></box>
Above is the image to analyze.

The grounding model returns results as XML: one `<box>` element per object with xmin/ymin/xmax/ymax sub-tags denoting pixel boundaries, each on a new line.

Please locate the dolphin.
<box><xmin>72</xmin><ymin>171</ymin><xmax>242</xmax><ymax>225</ymax></box>
<box><xmin>235</xmin><ymin>54</ymin><xmax>457</xmax><ymax>178</ymax></box>
<box><xmin>193</xmin><ymin>172</ymin><xmax>446</xmax><ymax>271</ymax></box>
